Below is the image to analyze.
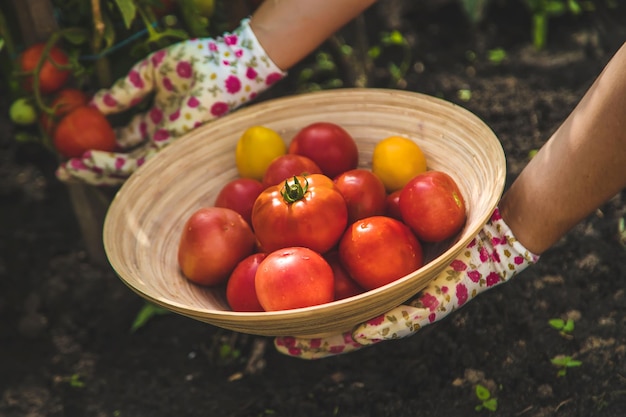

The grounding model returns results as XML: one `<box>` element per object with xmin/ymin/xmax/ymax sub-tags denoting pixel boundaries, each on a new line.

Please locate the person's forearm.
<box><xmin>250</xmin><ymin>0</ymin><xmax>378</xmax><ymax>71</ymax></box>
<box><xmin>500</xmin><ymin>42</ymin><xmax>626</xmax><ymax>255</ymax></box>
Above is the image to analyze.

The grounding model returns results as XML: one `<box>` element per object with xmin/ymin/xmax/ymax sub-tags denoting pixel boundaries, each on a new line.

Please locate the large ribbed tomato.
<box><xmin>251</xmin><ymin>174</ymin><xmax>348</xmax><ymax>254</ymax></box>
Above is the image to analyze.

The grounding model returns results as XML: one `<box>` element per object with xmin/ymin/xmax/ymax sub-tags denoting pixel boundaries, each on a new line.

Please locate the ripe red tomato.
<box><xmin>399</xmin><ymin>170</ymin><xmax>466</xmax><ymax>242</ymax></box>
<box><xmin>324</xmin><ymin>251</ymin><xmax>364</xmax><ymax>300</ymax></box>
<box><xmin>226</xmin><ymin>253</ymin><xmax>266</xmax><ymax>312</ymax></box>
<box><xmin>262</xmin><ymin>154</ymin><xmax>322</xmax><ymax>188</ymax></box>
<box><xmin>288</xmin><ymin>122</ymin><xmax>358</xmax><ymax>178</ymax></box>
<box><xmin>252</xmin><ymin>174</ymin><xmax>348</xmax><ymax>254</ymax></box>
<box><xmin>339</xmin><ymin>216</ymin><xmax>423</xmax><ymax>290</ymax></box>
<box><xmin>214</xmin><ymin>178</ymin><xmax>264</xmax><ymax>226</ymax></box>
<box><xmin>334</xmin><ymin>169</ymin><xmax>387</xmax><ymax>224</ymax></box>
<box><xmin>40</xmin><ymin>88</ymin><xmax>89</xmax><ymax>135</ymax></box>
<box><xmin>53</xmin><ymin>106</ymin><xmax>117</xmax><ymax>158</ymax></box>
<box><xmin>255</xmin><ymin>247</ymin><xmax>334</xmax><ymax>311</ymax></box>
<box><xmin>384</xmin><ymin>190</ymin><xmax>403</xmax><ymax>221</ymax></box>
<box><xmin>19</xmin><ymin>43</ymin><xmax>70</xmax><ymax>94</ymax></box>
<box><xmin>178</xmin><ymin>207</ymin><xmax>256</xmax><ymax>286</ymax></box>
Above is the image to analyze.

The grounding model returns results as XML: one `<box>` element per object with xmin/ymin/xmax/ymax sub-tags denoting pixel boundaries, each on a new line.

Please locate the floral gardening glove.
<box><xmin>274</xmin><ymin>207</ymin><xmax>540</xmax><ymax>359</ymax></box>
<box><xmin>56</xmin><ymin>18</ymin><xmax>285</xmax><ymax>186</ymax></box>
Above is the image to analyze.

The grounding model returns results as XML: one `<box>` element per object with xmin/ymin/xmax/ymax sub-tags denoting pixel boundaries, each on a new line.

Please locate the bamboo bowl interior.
<box><xmin>103</xmin><ymin>88</ymin><xmax>506</xmax><ymax>337</ymax></box>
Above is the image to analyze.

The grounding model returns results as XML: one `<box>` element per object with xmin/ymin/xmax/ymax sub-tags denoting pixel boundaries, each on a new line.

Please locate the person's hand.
<box><xmin>56</xmin><ymin>18</ymin><xmax>285</xmax><ymax>186</ymax></box>
<box><xmin>274</xmin><ymin>207</ymin><xmax>540</xmax><ymax>359</ymax></box>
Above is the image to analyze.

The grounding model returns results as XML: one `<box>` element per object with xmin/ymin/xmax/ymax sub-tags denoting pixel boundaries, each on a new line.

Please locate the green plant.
<box><xmin>130</xmin><ymin>302</ymin><xmax>171</xmax><ymax>333</ymax></box>
<box><xmin>618</xmin><ymin>217</ymin><xmax>626</xmax><ymax>249</ymax></box>
<box><xmin>550</xmin><ymin>354</ymin><xmax>582</xmax><ymax>377</ymax></box>
<box><xmin>474</xmin><ymin>384</ymin><xmax>498</xmax><ymax>412</ymax></box>
<box><xmin>549</xmin><ymin>317</ymin><xmax>575</xmax><ymax>338</ymax></box>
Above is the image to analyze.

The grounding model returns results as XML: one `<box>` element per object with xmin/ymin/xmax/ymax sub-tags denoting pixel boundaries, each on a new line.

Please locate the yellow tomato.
<box><xmin>372</xmin><ymin>136</ymin><xmax>427</xmax><ymax>192</ymax></box>
<box><xmin>235</xmin><ymin>126</ymin><xmax>286</xmax><ymax>181</ymax></box>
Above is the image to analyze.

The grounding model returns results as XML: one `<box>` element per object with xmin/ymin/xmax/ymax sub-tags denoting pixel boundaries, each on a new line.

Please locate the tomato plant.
<box><xmin>40</xmin><ymin>88</ymin><xmax>89</xmax><ymax>135</ymax></box>
<box><xmin>214</xmin><ymin>178</ymin><xmax>265</xmax><ymax>226</ymax></box>
<box><xmin>399</xmin><ymin>170</ymin><xmax>466</xmax><ymax>242</ymax></box>
<box><xmin>262</xmin><ymin>154</ymin><xmax>322</xmax><ymax>188</ymax></box>
<box><xmin>339</xmin><ymin>216</ymin><xmax>423</xmax><ymax>290</ymax></box>
<box><xmin>18</xmin><ymin>43</ymin><xmax>71</xmax><ymax>94</ymax></box>
<box><xmin>255</xmin><ymin>247</ymin><xmax>334</xmax><ymax>311</ymax></box>
<box><xmin>334</xmin><ymin>168</ymin><xmax>387</xmax><ymax>224</ymax></box>
<box><xmin>178</xmin><ymin>207</ymin><xmax>256</xmax><ymax>286</ymax></box>
<box><xmin>288</xmin><ymin>122</ymin><xmax>359</xmax><ymax>178</ymax></box>
<box><xmin>53</xmin><ymin>106</ymin><xmax>118</xmax><ymax>158</ymax></box>
<box><xmin>252</xmin><ymin>174</ymin><xmax>348</xmax><ymax>254</ymax></box>
<box><xmin>226</xmin><ymin>253</ymin><xmax>266</xmax><ymax>312</ymax></box>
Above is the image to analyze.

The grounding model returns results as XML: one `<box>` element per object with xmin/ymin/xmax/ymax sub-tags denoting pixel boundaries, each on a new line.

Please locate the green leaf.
<box><xmin>459</xmin><ymin>0</ymin><xmax>492</xmax><ymax>24</ymax></box>
<box><xmin>61</xmin><ymin>28</ymin><xmax>90</xmax><ymax>45</ymax></box>
<box><xmin>130</xmin><ymin>302</ymin><xmax>171</xmax><ymax>332</ymax></box>
<box><xmin>483</xmin><ymin>398</ymin><xmax>498</xmax><ymax>411</ymax></box>
<box><xmin>566</xmin><ymin>359</ymin><xmax>583</xmax><ymax>368</ymax></box>
<box><xmin>475</xmin><ymin>384</ymin><xmax>491</xmax><ymax>401</ymax></box>
<box><xmin>487</xmin><ymin>48</ymin><xmax>507</xmax><ymax>64</ymax></box>
<box><xmin>549</xmin><ymin>318</ymin><xmax>565</xmax><ymax>329</ymax></box>
<box><xmin>562</xmin><ymin>319</ymin><xmax>575</xmax><ymax>333</ymax></box>
<box><xmin>114</xmin><ymin>0</ymin><xmax>138</xmax><ymax>29</ymax></box>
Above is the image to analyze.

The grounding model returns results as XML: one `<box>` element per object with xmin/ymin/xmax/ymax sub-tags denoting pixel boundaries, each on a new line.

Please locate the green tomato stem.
<box><xmin>281</xmin><ymin>176</ymin><xmax>309</xmax><ymax>204</ymax></box>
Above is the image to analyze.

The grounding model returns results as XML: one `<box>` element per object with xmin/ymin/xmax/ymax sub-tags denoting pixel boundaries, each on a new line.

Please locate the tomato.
<box><xmin>384</xmin><ymin>190</ymin><xmax>403</xmax><ymax>221</ymax></box>
<box><xmin>252</xmin><ymin>174</ymin><xmax>348</xmax><ymax>254</ymax></box>
<box><xmin>53</xmin><ymin>106</ymin><xmax>117</xmax><ymax>158</ymax></box>
<box><xmin>178</xmin><ymin>207</ymin><xmax>256</xmax><ymax>286</ymax></box>
<box><xmin>288</xmin><ymin>122</ymin><xmax>358</xmax><ymax>178</ymax></box>
<box><xmin>338</xmin><ymin>216</ymin><xmax>423</xmax><ymax>290</ymax></box>
<box><xmin>9</xmin><ymin>98</ymin><xmax>37</xmax><ymax>126</ymax></box>
<box><xmin>226</xmin><ymin>253</ymin><xmax>266</xmax><ymax>312</ymax></box>
<box><xmin>255</xmin><ymin>247</ymin><xmax>334</xmax><ymax>311</ymax></box>
<box><xmin>40</xmin><ymin>88</ymin><xmax>89</xmax><ymax>135</ymax></box>
<box><xmin>333</xmin><ymin>169</ymin><xmax>387</xmax><ymax>224</ymax></box>
<box><xmin>372</xmin><ymin>136</ymin><xmax>427</xmax><ymax>192</ymax></box>
<box><xmin>324</xmin><ymin>251</ymin><xmax>364</xmax><ymax>300</ymax></box>
<box><xmin>235</xmin><ymin>125</ymin><xmax>286</xmax><ymax>181</ymax></box>
<box><xmin>262</xmin><ymin>154</ymin><xmax>322</xmax><ymax>188</ymax></box>
<box><xmin>399</xmin><ymin>170</ymin><xmax>466</xmax><ymax>242</ymax></box>
<box><xmin>19</xmin><ymin>43</ymin><xmax>70</xmax><ymax>94</ymax></box>
<box><xmin>214</xmin><ymin>178</ymin><xmax>264</xmax><ymax>226</ymax></box>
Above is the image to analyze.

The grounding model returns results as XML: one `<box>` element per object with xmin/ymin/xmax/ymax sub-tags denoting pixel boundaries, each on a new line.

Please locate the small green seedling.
<box><xmin>458</xmin><ymin>89</ymin><xmax>472</xmax><ymax>102</ymax></box>
<box><xmin>550</xmin><ymin>355</ymin><xmax>582</xmax><ymax>377</ymax></box>
<box><xmin>130</xmin><ymin>302</ymin><xmax>171</xmax><ymax>333</ymax></box>
<box><xmin>475</xmin><ymin>384</ymin><xmax>498</xmax><ymax>412</ymax></box>
<box><xmin>549</xmin><ymin>318</ymin><xmax>575</xmax><ymax>338</ymax></box>
<box><xmin>487</xmin><ymin>48</ymin><xmax>507</xmax><ymax>64</ymax></box>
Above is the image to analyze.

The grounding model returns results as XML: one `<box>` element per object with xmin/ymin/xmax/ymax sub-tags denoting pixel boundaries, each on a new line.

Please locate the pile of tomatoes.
<box><xmin>177</xmin><ymin>121</ymin><xmax>467</xmax><ymax>312</ymax></box>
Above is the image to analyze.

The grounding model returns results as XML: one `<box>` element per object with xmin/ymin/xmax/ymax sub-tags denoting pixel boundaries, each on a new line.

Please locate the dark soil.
<box><xmin>2</xmin><ymin>1</ymin><xmax>626</xmax><ymax>416</ymax></box>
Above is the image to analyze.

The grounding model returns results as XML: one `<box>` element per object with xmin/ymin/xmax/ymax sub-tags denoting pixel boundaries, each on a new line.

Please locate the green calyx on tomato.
<box><xmin>281</xmin><ymin>176</ymin><xmax>309</xmax><ymax>204</ymax></box>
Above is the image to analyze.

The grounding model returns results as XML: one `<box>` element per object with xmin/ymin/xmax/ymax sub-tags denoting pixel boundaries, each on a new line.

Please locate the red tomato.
<box><xmin>251</xmin><ymin>174</ymin><xmax>348</xmax><ymax>254</ymax></box>
<box><xmin>40</xmin><ymin>88</ymin><xmax>89</xmax><ymax>135</ymax></box>
<box><xmin>288</xmin><ymin>122</ymin><xmax>358</xmax><ymax>178</ymax></box>
<box><xmin>334</xmin><ymin>169</ymin><xmax>387</xmax><ymax>224</ymax></box>
<box><xmin>19</xmin><ymin>43</ymin><xmax>70</xmax><ymax>94</ymax></box>
<box><xmin>399</xmin><ymin>170</ymin><xmax>466</xmax><ymax>242</ymax></box>
<box><xmin>178</xmin><ymin>207</ymin><xmax>256</xmax><ymax>286</ymax></box>
<box><xmin>53</xmin><ymin>106</ymin><xmax>117</xmax><ymax>158</ymax></box>
<box><xmin>324</xmin><ymin>251</ymin><xmax>364</xmax><ymax>300</ymax></box>
<box><xmin>255</xmin><ymin>247</ymin><xmax>334</xmax><ymax>311</ymax></box>
<box><xmin>226</xmin><ymin>253</ymin><xmax>266</xmax><ymax>312</ymax></box>
<box><xmin>262</xmin><ymin>154</ymin><xmax>322</xmax><ymax>188</ymax></box>
<box><xmin>339</xmin><ymin>216</ymin><xmax>423</xmax><ymax>290</ymax></box>
<box><xmin>385</xmin><ymin>190</ymin><xmax>403</xmax><ymax>221</ymax></box>
<box><xmin>214</xmin><ymin>178</ymin><xmax>264</xmax><ymax>226</ymax></box>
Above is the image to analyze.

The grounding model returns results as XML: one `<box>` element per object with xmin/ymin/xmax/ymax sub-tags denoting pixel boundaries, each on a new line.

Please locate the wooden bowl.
<box><xmin>103</xmin><ymin>88</ymin><xmax>506</xmax><ymax>337</ymax></box>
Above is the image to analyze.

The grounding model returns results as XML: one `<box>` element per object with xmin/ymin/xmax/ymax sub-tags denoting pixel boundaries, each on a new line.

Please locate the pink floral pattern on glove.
<box><xmin>56</xmin><ymin>18</ymin><xmax>285</xmax><ymax>186</ymax></box>
<box><xmin>274</xmin><ymin>207</ymin><xmax>540</xmax><ymax>360</ymax></box>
